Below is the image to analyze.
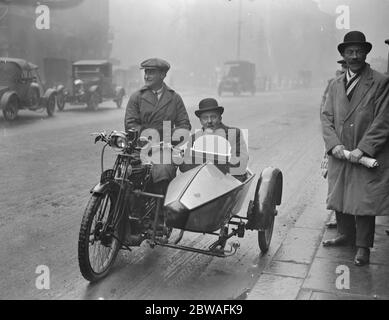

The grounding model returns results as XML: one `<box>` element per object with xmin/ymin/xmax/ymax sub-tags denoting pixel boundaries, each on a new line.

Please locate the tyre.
<box><xmin>46</xmin><ymin>95</ymin><xmax>56</xmax><ymax>117</ymax></box>
<box><xmin>258</xmin><ymin>212</ymin><xmax>275</xmax><ymax>253</ymax></box>
<box><xmin>2</xmin><ymin>95</ymin><xmax>19</xmax><ymax>121</ymax></box>
<box><xmin>87</xmin><ymin>91</ymin><xmax>100</xmax><ymax>110</ymax></box>
<box><xmin>78</xmin><ymin>192</ymin><xmax>124</xmax><ymax>282</ymax></box>
<box><xmin>56</xmin><ymin>92</ymin><xmax>65</xmax><ymax>111</ymax></box>
<box><xmin>253</xmin><ymin>169</ymin><xmax>282</xmax><ymax>253</ymax></box>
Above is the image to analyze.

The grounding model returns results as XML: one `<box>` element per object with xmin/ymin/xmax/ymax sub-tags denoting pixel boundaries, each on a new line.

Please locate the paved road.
<box><xmin>0</xmin><ymin>88</ymin><xmax>325</xmax><ymax>299</ymax></box>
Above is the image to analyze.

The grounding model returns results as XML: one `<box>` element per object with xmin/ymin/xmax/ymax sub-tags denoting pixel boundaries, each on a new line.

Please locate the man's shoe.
<box><xmin>354</xmin><ymin>247</ymin><xmax>370</xmax><ymax>266</ymax></box>
<box><xmin>322</xmin><ymin>234</ymin><xmax>351</xmax><ymax>247</ymax></box>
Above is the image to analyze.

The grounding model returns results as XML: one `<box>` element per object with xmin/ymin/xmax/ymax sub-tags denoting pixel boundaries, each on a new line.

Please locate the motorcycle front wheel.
<box><xmin>78</xmin><ymin>192</ymin><xmax>124</xmax><ymax>282</ymax></box>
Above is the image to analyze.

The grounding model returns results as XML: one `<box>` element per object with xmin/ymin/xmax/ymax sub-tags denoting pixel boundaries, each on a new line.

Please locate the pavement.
<box><xmin>246</xmin><ymin>179</ymin><xmax>389</xmax><ymax>300</ymax></box>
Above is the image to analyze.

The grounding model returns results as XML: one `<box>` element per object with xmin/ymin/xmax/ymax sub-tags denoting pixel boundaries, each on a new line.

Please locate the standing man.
<box><xmin>124</xmin><ymin>58</ymin><xmax>191</xmax><ymax>194</ymax></box>
<box><xmin>321</xmin><ymin>31</ymin><xmax>389</xmax><ymax>266</ymax></box>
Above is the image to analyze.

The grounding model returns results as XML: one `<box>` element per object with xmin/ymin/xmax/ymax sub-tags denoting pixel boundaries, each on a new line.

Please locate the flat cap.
<box><xmin>140</xmin><ymin>58</ymin><xmax>170</xmax><ymax>72</ymax></box>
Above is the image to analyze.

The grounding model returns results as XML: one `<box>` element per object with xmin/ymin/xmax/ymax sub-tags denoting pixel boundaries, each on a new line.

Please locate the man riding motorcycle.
<box><xmin>124</xmin><ymin>58</ymin><xmax>192</xmax><ymax>195</ymax></box>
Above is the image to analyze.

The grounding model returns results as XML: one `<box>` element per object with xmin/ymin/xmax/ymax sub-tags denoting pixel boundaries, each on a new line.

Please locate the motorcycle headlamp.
<box><xmin>110</xmin><ymin>131</ymin><xmax>127</xmax><ymax>151</ymax></box>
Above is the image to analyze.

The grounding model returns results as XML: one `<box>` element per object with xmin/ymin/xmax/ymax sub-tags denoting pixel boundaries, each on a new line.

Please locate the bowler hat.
<box><xmin>140</xmin><ymin>58</ymin><xmax>170</xmax><ymax>72</ymax></box>
<box><xmin>195</xmin><ymin>98</ymin><xmax>224</xmax><ymax>117</ymax></box>
<box><xmin>338</xmin><ymin>31</ymin><xmax>372</xmax><ymax>54</ymax></box>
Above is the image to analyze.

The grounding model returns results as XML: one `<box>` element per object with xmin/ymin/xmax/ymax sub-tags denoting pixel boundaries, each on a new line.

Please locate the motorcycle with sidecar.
<box><xmin>77</xmin><ymin>130</ymin><xmax>283</xmax><ymax>282</ymax></box>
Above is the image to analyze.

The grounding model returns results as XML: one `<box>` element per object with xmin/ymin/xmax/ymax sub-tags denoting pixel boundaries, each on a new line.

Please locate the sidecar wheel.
<box><xmin>78</xmin><ymin>193</ymin><xmax>124</xmax><ymax>282</ymax></box>
<box><xmin>253</xmin><ymin>167</ymin><xmax>282</xmax><ymax>253</ymax></box>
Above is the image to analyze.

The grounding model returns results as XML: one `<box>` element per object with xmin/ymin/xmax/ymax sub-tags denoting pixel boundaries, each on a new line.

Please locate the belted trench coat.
<box><xmin>321</xmin><ymin>64</ymin><xmax>389</xmax><ymax>216</ymax></box>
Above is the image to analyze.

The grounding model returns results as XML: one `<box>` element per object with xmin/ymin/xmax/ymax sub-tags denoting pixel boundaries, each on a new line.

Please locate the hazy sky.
<box><xmin>109</xmin><ymin>0</ymin><xmax>389</xmax><ymax>79</ymax></box>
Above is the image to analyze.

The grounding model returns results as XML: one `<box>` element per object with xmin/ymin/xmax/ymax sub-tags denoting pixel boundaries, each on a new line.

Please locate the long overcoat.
<box><xmin>124</xmin><ymin>83</ymin><xmax>191</xmax><ymax>183</ymax></box>
<box><xmin>321</xmin><ymin>64</ymin><xmax>389</xmax><ymax>216</ymax></box>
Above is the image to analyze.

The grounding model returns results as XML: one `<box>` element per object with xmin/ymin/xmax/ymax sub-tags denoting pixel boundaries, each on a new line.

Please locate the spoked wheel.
<box><xmin>86</xmin><ymin>91</ymin><xmax>100</xmax><ymax>110</ymax></box>
<box><xmin>46</xmin><ymin>95</ymin><xmax>56</xmax><ymax>117</ymax></box>
<box><xmin>78</xmin><ymin>192</ymin><xmax>123</xmax><ymax>282</ymax></box>
<box><xmin>2</xmin><ymin>95</ymin><xmax>19</xmax><ymax>121</ymax></box>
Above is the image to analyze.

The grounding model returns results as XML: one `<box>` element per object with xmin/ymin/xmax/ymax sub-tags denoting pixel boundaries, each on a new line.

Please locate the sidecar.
<box><xmin>157</xmin><ymin>135</ymin><xmax>283</xmax><ymax>256</ymax></box>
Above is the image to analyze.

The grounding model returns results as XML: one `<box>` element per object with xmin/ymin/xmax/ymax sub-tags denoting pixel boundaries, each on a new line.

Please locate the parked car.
<box><xmin>0</xmin><ymin>57</ymin><xmax>57</xmax><ymax>121</ymax></box>
<box><xmin>59</xmin><ymin>60</ymin><xmax>125</xmax><ymax>111</ymax></box>
<box><xmin>218</xmin><ymin>60</ymin><xmax>256</xmax><ymax>96</ymax></box>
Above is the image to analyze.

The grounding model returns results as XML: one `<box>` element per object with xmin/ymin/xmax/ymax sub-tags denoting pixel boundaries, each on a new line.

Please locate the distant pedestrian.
<box><xmin>321</xmin><ymin>31</ymin><xmax>389</xmax><ymax>266</ymax></box>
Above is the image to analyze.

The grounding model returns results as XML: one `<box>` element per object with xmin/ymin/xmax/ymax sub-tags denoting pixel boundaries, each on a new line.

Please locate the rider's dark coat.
<box><xmin>124</xmin><ymin>83</ymin><xmax>191</xmax><ymax>183</ymax></box>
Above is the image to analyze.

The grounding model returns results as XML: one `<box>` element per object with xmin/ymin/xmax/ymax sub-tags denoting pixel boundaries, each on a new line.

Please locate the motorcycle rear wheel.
<box><xmin>78</xmin><ymin>192</ymin><xmax>124</xmax><ymax>282</ymax></box>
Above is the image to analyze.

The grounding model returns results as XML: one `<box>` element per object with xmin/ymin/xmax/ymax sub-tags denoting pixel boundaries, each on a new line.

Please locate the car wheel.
<box><xmin>56</xmin><ymin>92</ymin><xmax>66</xmax><ymax>111</ymax></box>
<box><xmin>29</xmin><ymin>89</ymin><xmax>40</xmax><ymax>107</ymax></box>
<box><xmin>46</xmin><ymin>95</ymin><xmax>56</xmax><ymax>117</ymax></box>
<box><xmin>2</xmin><ymin>96</ymin><xmax>19</xmax><ymax>121</ymax></box>
<box><xmin>87</xmin><ymin>91</ymin><xmax>100</xmax><ymax>110</ymax></box>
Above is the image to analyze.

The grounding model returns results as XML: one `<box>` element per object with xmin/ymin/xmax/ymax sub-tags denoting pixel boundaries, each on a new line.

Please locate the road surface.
<box><xmin>0</xmin><ymin>87</ymin><xmax>326</xmax><ymax>299</ymax></box>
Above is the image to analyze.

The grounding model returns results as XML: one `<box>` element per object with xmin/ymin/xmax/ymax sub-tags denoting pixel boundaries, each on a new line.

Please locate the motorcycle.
<box><xmin>78</xmin><ymin>129</ymin><xmax>283</xmax><ymax>282</ymax></box>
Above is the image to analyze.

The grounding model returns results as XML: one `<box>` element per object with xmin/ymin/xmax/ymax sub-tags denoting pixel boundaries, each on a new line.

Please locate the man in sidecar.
<box><xmin>179</xmin><ymin>98</ymin><xmax>249</xmax><ymax>180</ymax></box>
<box><xmin>124</xmin><ymin>58</ymin><xmax>191</xmax><ymax>195</ymax></box>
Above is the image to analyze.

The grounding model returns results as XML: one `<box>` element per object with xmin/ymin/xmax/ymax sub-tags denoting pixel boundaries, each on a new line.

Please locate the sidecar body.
<box><xmin>164</xmin><ymin>162</ymin><xmax>255</xmax><ymax>233</ymax></box>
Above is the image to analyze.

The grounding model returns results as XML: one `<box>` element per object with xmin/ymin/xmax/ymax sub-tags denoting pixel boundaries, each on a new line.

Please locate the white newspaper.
<box><xmin>343</xmin><ymin>150</ymin><xmax>379</xmax><ymax>168</ymax></box>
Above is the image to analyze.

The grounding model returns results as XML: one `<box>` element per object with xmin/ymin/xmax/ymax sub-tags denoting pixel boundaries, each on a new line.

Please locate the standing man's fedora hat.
<box><xmin>337</xmin><ymin>31</ymin><xmax>372</xmax><ymax>54</ymax></box>
<box><xmin>195</xmin><ymin>98</ymin><xmax>224</xmax><ymax>117</ymax></box>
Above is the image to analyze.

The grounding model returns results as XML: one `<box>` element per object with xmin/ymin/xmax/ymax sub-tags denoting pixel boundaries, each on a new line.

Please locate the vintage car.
<box><xmin>218</xmin><ymin>60</ymin><xmax>256</xmax><ymax>96</ymax></box>
<box><xmin>0</xmin><ymin>57</ymin><xmax>57</xmax><ymax>121</ymax></box>
<box><xmin>58</xmin><ymin>60</ymin><xmax>125</xmax><ymax>111</ymax></box>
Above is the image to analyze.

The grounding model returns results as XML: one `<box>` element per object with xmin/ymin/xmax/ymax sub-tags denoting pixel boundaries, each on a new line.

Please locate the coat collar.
<box><xmin>336</xmin><ymin>64</ymin><xmax>374</xmax><ymax>121</ymax></box>
<box><xmin>139</xmin><ymin>83</ymin><xmax>175</xmax><ymax>111</ymax></box>
<box><xmin>345</xmin><ymin>64</ymin><xmax>374</xmax><ymax>121</ymax></box>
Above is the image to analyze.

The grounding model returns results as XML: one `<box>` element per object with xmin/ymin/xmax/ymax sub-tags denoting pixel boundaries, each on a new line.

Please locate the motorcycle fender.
<box><xmin>0</xmin><ymin>91</ymin><xmax>18</xmax><ymax>110</ymax></box>
<box><xmin>257</xmin><ymin>167</ymin><xmax>283</xmax><ymax>229</ymax></box>
<box><xmin>41</xmin><ymin>88</ymin><xmax>56</xmax><ymax>106</ymax></box>
<box><xmin>90</xmin><ymin>180</ymin><xmax>120</xmax><ymax>195</ymax></box>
